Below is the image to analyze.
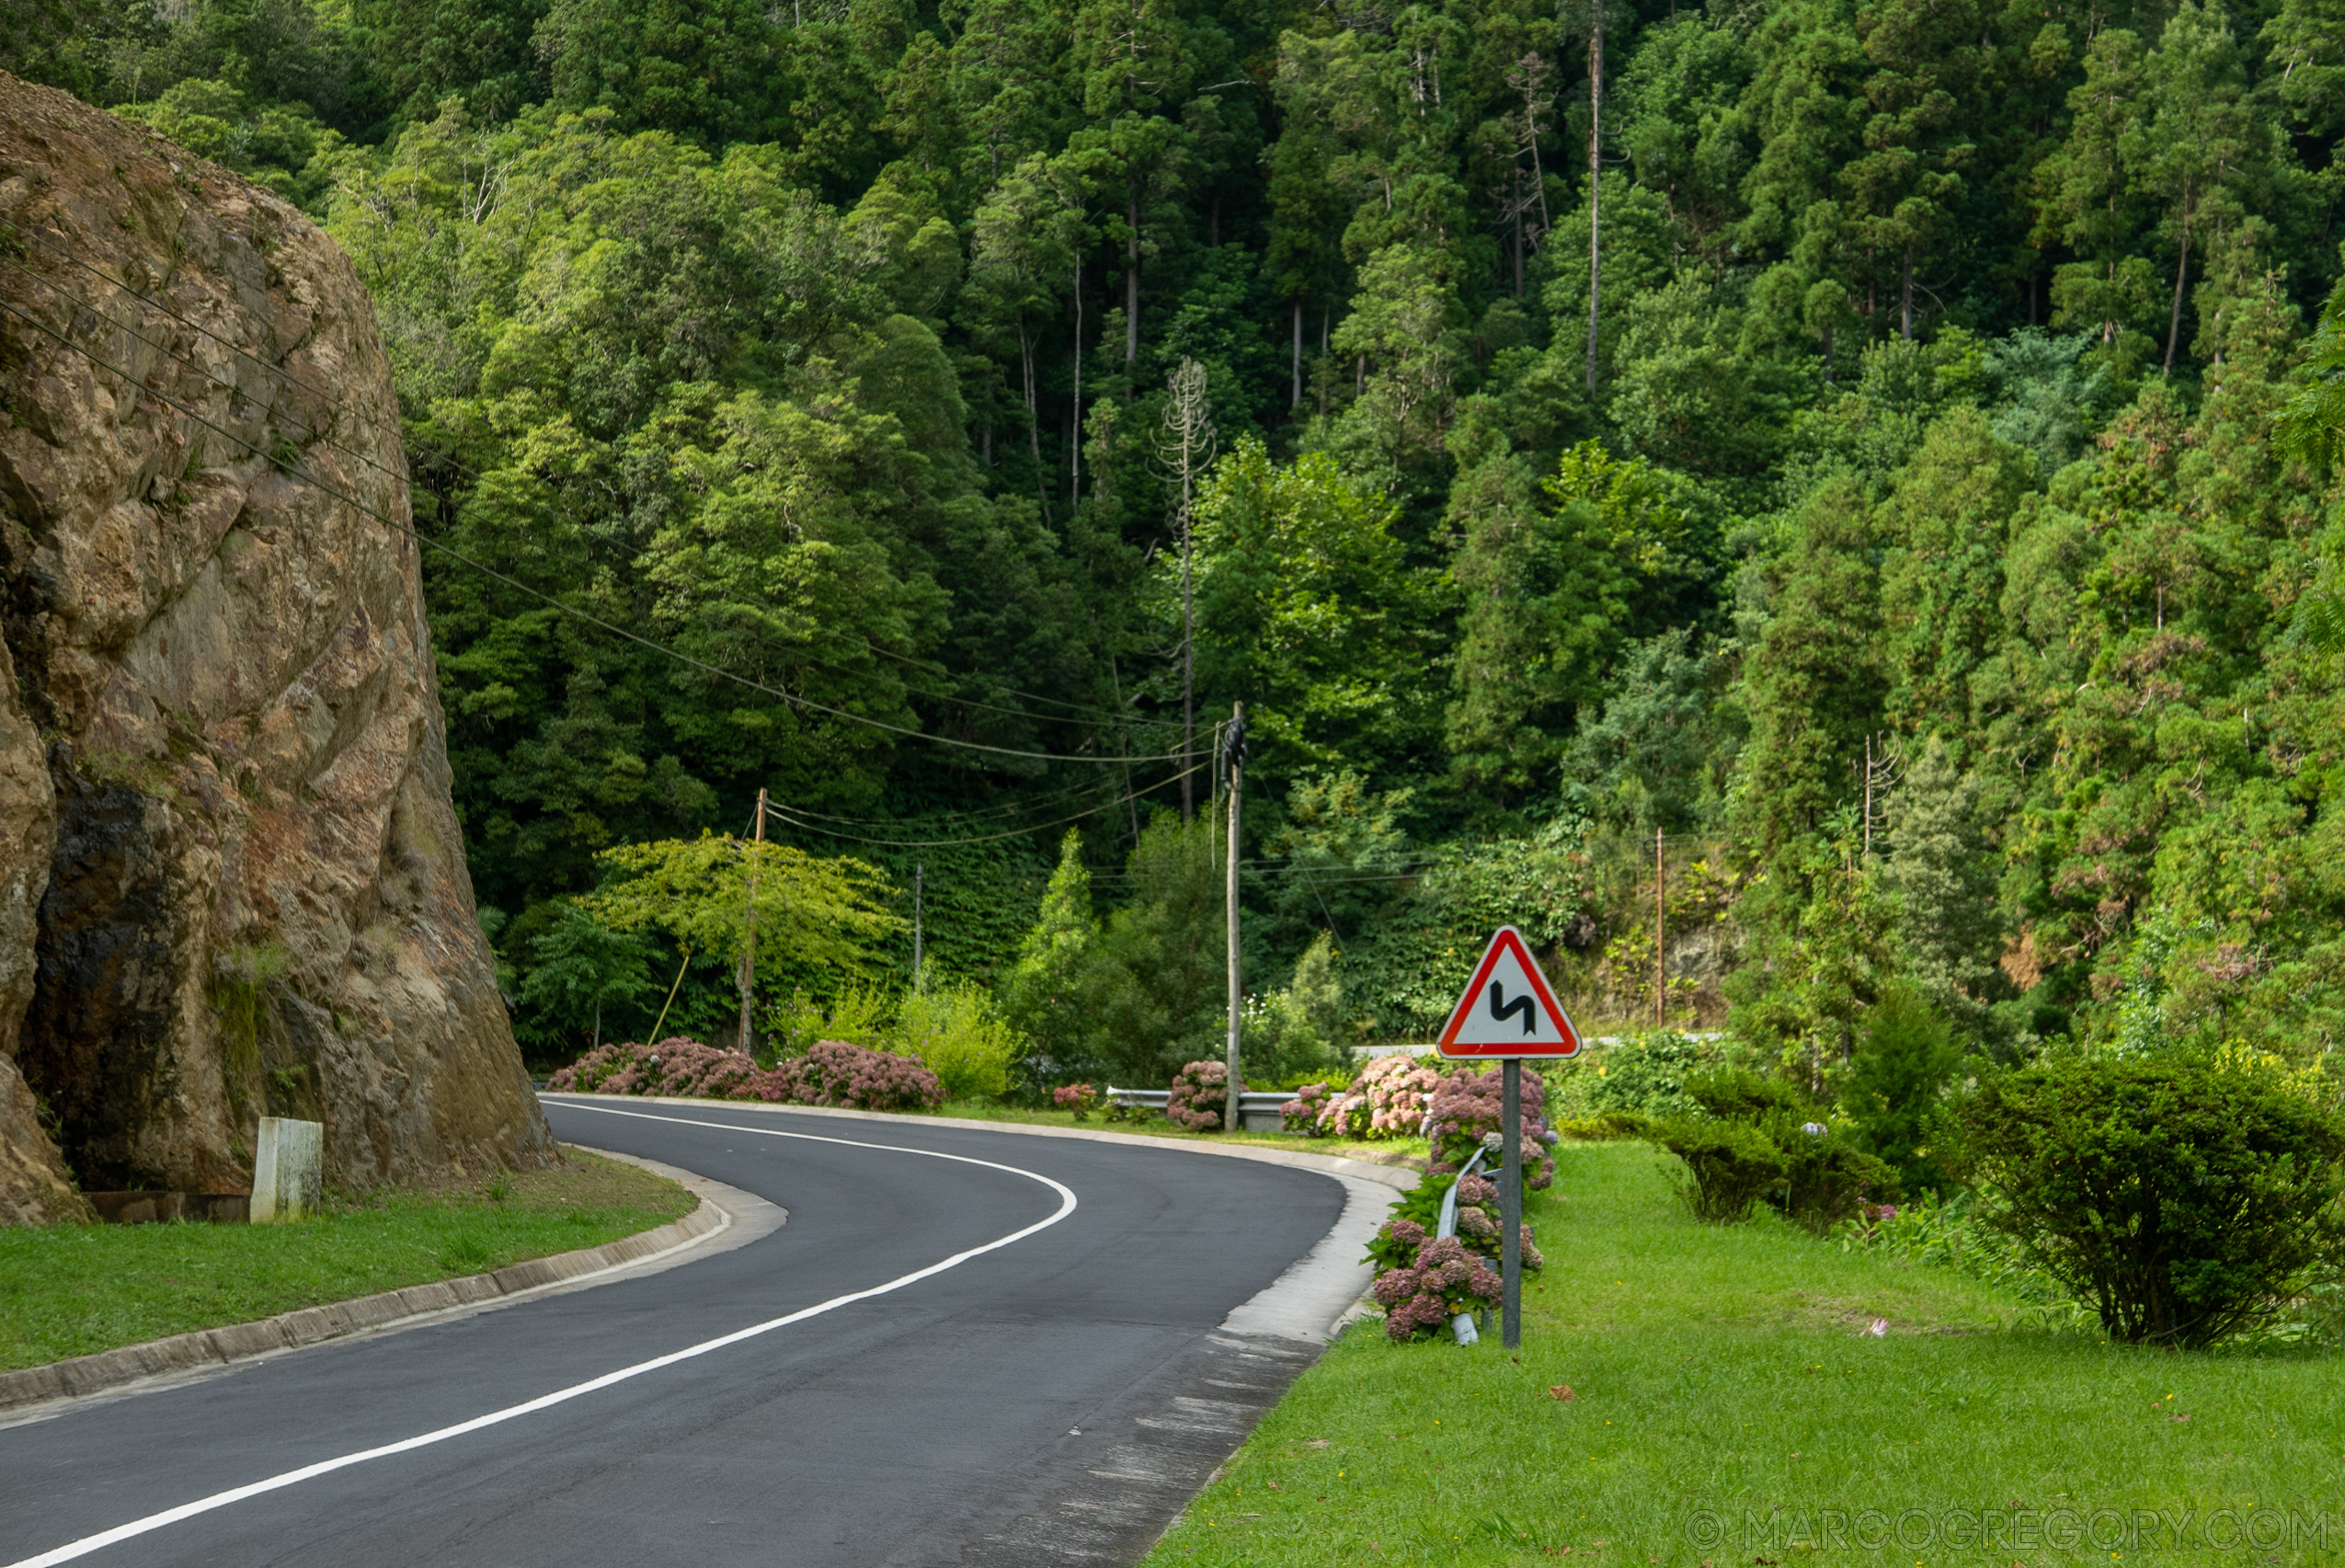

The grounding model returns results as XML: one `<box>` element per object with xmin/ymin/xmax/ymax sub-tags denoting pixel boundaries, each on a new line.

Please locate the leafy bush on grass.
<box><xmin>1645</xmin><ymin>1070</ymin><xmax>1898</xmax><ymax>1229</ymax></box>
<box><xmin>896</xmin><ymin>983</ymin><xmax>1019</xmax><ymax>1100</ymax></box>
<box><xmin>1652</xmin><ymin>1117</ymin><xmax>1786</xmax><ymax>1221</ymax></box>
<box><xmin>1053</xmin><ymin>1083</ymin><xmax>1099</xmax><ymax>1119</ymax></box>
<box><xmin>1957</xmin><ymin>1053</ymin><xmax>2345</xmax><ymax>1346</ymax></box>
<box><xmin>753</xmin><ymin>1039</ymin><xmax>944</xmax><ymax>1111</ymax></box>
<box><xmin>1842</xmin><ymin>983</ymin><xmax>1962</xmax><ymax>1193</ymax></box>
<box><xmin>761</xmin><ymin>986</ymin><xmax>895</xmax><ymax>1060</ymax></box>
<box><xmin>1166</xmin><ymin>1059</ymin><xmax>1229</xmax><ymax>1129</ymax></box>
<box><xmin>1546</xmin><ymin>1030</ymin><xmax>1743</xmax><ymax>1121</ymax></box>
<box><xmin>1238</xmin><ymin>949</ymin><xmax>1348</xmax><ymax>1084</ymax></box>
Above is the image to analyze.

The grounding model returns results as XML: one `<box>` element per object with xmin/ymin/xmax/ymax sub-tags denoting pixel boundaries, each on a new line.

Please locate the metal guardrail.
<box><xmin>1105</xmin><ymin>1086</ymin><xmax>1290</xmax><ymax>1132</ymax></box>
<box><xmin>1438</xmin><ymin>1145</ymin><xmax>1493</xmax><ymax>1345</ymax></box>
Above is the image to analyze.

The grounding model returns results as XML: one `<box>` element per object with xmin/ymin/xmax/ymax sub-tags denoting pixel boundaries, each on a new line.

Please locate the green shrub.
<box><xmin>763</xmin><ymin>985</ymin><xmax>894</xmax><ymax>1060</ymax></box>
<box><xmin>1683</xmin><ymin>1068</ymin><xmax>1811</xmax><ymax>1125</ymax></box>
<box><xmin>1650</xmin><ymin>1117</ymin><xmax>1787</xmax><ymax>1222</ymax></box>
<box><xmin>1546</xmin><ymin>1031</ymin><xmax>1743</xmax><ymax>1120</ymax></box>
<box><xmin>1650</xmin><ymin>1069</ymin><xmax>1900</xmax><ymax>1229</ymax></box>
<box><xmin>1844</xmin><ymin>983</ymin><xmax>1962</xmax><ymax>1193</ymax></box>
<box><xmin>896</xmin><ymin>983</ymin><xmax>1021</xmax><ymax>1101</ymax></box>
<box><xmin>1958</xmin><ymin>1054</ymin><xmax>2345</xmax><ymax>1347</ymax></box>
<box><xmin>1779</xmin><ymin>1135</ymin><xmax>1899</xmax><ymax>1230</ymax></box>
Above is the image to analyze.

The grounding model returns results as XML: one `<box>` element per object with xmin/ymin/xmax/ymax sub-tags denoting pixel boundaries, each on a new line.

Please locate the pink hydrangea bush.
<box><xmin>1358</xmin><ymin>1055</ymin><xmax>1445</xmax><ymax>1138</ymax></box>
<box><xmin>1371</xmin><ymin>1234</ymin><xmax>1503</xmax><ymax>1341</ymax></box>
<box><xmin>548</xmin><ymin>1037</ymin><xmax>762</xmax><ymax>1099</ymax></box>
<box><xmin>750</xmin><ymin>1039</ymin><xmax>944</xmax><ymax>1112</ymax></box>
<box><xmin>1286</xmin><ymin>1056</ymin><xmax>1444</xmax><ymax>1139</ymax></box>
<box><xmin>1165</xmin><ymin>1059</ymin><xmax>1229</xmax><ymax>1130</ymax></box>
<box><xmin>1424</xmin><ymin>1066</ymin><xmax>1557</xmax><ymax>1190</ymax></box>
<box><xmin>1361</xmin><ymin>1162</ymin><xmax>1546</xmax><ymax>1342</ymax></box>
<box><xmin>1053</xmin><ymin>1083</ymin><xmax>1101</xmax><ymax>1120</ymax></box>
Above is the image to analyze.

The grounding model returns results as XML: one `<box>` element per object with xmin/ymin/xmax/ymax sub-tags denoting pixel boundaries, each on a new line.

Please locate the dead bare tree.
<box><xmin>1501</xmin><ymin>52</ymin><xmax>1553</xmax><ymax>300</ymax></box>
<box><xmin>1155</xmin><ymin>358</ymin><xmax>1217</xmax><ymax>820</ymax></box>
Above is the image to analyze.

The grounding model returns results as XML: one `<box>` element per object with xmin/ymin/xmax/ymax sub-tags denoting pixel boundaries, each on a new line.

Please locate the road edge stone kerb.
<box><xmin>543</xmin><ymin>1093</ymin><xmax>1413</xmax><ymax>1341</ymax></box>
<box><xmin>0</xmin><ymin>1147</ymin><xmax>781</xmax><ymax>1422</ymax></box>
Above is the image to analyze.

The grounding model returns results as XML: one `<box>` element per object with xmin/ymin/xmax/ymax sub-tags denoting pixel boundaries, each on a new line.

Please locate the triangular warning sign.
<box><xmin>1436</xmin><ymin>926</ymin><xmax>1582</xmax><ymax>1059</ymax></box>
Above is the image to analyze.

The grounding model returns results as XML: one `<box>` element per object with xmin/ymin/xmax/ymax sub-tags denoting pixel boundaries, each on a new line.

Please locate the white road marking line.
<box><xmin>8</xmin><ymin>1104</ymin><xmax>1078</xmax><ymax>1568</ymax></box>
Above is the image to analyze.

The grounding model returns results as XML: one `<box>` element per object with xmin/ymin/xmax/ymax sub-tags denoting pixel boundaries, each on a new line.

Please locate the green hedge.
<box><xmin>1959</xmin><ymin>1055</ymin><xmax>2345</xmax><ymax>1347</ymax></box>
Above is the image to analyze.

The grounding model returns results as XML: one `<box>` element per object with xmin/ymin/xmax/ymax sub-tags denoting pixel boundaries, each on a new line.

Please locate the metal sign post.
<box><xmin>1436</xmin><ymin>925</ymin><xmax>1582</xmax><ymax>1353</ymax></box>
<box><xmin>1501</xmin><ymin>1058</ymin><xmax>1522</xmax><ymax>1348</ymax></box>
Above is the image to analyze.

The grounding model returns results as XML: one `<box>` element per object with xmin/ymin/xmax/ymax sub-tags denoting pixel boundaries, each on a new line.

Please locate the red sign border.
<box><xmin>1435</xmin><ymin>925</ymin><xmax>1583</xmax><ymax>1059</ymax></box>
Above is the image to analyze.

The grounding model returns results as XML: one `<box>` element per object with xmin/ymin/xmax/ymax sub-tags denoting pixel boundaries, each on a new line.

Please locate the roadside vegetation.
<box><xmin>1148</xmin><ymin>1141</ymin><xmax>2345</xmax><ymax>1568</ymax></box>
<box><xmin>17</xmin><ymin>0</ymin><xmax>2342</xmax><ymax>1109</ymax></box>
<box><xmin>0</xmin><ymin>1149</ymin><xmax>691</xmax><ymax>1373</ymax></box>
<box><xmin>17</xmin><ymin>0</ymin><xmax>2345</xmax><ymax>1535</ymax></box>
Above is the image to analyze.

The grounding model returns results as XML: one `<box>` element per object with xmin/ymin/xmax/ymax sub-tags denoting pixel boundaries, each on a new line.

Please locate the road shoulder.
<box><xmin>0</xmin><ymin>1148</ymin><xmax>781</xmax><ymax>1426</ymax></box>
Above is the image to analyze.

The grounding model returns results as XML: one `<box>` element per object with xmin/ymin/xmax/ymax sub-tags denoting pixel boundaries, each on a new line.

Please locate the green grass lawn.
<box><xmin>0</xmin><ymin>1147</ymin><xmax>692</xmax><ymax>1373</ymax></box>
<box><xmin>1147</xmin><ymin>1140</ymin><xmax>2345</xmax><ymax>1568</ymax></box>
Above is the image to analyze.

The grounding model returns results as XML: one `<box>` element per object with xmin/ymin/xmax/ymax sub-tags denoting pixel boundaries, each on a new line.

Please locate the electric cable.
<box><xmin>764</xmin><ymin>758</ymin><xmax>1209</xmax><ymax>847</ymax></box>
<box><xmin>0</xmin><ymin>217</ymin><xmax>1157</xmax><ymax>734</ymax></box>
<box><xmin>0</xmin><ymin>287</ymin><xmax>1184</xmax><ymax>767</ymax></box>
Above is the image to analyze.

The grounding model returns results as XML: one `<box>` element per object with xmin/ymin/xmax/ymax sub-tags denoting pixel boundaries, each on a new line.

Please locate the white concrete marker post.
<box><xmin>251</xmin><ymin>1116</ymin><xmax>323</xmax><ymax>1223</ymax></box>
<box><xmin>1435</xmin><ymin>926</ymin><xmax>1584</xmax><ymax>1352</ymax></box>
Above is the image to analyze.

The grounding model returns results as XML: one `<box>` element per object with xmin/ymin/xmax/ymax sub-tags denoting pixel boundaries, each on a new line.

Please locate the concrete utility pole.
<box><xmin>913</xmin><ymin>862</ymin><xmax>925</xmax><ymax>993</ymax></box>
<box><xmin>738</xmin><ymin>788</ymin><xmax>769</xmax><ymax>1056</ymax></box>
<box><xmin>1222</xmin><ymin>704</ymin><xmax>1246</xmax><ymax>1132</ymax></box>
<box><xmin>1653</xmin><ymin>826</ymin><xmax>1664</xmax><ymax>1030</ymax></box>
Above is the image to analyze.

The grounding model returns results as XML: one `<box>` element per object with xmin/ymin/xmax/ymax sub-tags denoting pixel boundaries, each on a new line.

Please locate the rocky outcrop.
<box><xmin>0</xmin><ymin>73</ymin><xmax>552</xmax><ymax>1222</ymax></box>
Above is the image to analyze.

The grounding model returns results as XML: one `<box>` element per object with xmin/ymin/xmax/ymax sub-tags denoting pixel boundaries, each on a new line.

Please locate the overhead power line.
<box><xmin>0</xmin><ymin>218</ymin><xmax>1160</xmax><ymax>737</ymax></box>
<box><xmin>0</xmin><ymin>286</ymin><xmax>1184</xmax><ymax>768</ymax></box>
<box><xmin>767</xmin><ymin>759</ymin><xmax>1209</xmax><ymax>847</ymax></box>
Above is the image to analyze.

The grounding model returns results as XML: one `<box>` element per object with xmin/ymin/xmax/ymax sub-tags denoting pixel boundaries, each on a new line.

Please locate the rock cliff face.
<box><xmin>0</xmin><ymin>73</ymin><xmax>552</xmax><ymax>1223</ymax></box>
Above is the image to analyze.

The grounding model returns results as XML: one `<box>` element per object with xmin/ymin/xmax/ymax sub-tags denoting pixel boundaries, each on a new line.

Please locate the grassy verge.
<box><xmin>932</xmin><ymin>1099</ymin><xmax>1427</xmax><ymax>1169</ymax></box>
<box><xmin>1146</xmin><ymin>1141</ymin><xmax>2345</xmax><ymax>1568</ymax></box>
<box><xmin>0</xmin><ymin>1147</ymin><xmax>692</xmax><ymax>1373</ymax></box>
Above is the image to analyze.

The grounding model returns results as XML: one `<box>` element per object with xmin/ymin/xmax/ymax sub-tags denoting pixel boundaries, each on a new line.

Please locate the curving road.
<box><xmin>0</xmin><ymin>1098</ymin><xmax>1367</xmax><ymax>1568</ymax></box>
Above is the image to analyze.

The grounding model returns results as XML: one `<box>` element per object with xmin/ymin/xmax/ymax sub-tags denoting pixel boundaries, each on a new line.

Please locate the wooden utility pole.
<box><xmin>1653</xmin><ymin>826</ymin><xmax>1665</xmax><ymax>1029</ymax></box>
<box><xmin>738</xmin><ymin>788</ymin><xmax>768</xmax><ymax>1056</ymax></box>
<box><xmin>913</xmin><ymin>862</ymin><xmax>925</xmax><ymax>993</ymax></box>
<box><xmin>1223</xmin><ymin>704</ymin><xmax>1246</xmax><ymax>1132</ymax></box>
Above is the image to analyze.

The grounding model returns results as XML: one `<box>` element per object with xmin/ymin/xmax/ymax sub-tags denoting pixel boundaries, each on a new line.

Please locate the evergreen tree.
<box><xmin>1002</xmin><ymin>831</ymin><xmax>1100</xmax><ymax>1076</ymax></box>
<box><xmin>1882</xmin><ymin>734</ymin><xmax>2002</xmax><ymax>1005</ymax></box>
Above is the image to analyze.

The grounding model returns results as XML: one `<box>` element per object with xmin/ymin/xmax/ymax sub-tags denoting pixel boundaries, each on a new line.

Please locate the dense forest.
<box><xmin>8</xmin><ymin>0</ymin><xmax>2344</xmax><ymax>1088</ymax></box>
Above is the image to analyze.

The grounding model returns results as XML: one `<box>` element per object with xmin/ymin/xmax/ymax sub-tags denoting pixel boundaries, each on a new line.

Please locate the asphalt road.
<box><xmin>0</xmin><ymin>1098</ymin><xmax>1353</xmax><ymax>1568</ymax></box>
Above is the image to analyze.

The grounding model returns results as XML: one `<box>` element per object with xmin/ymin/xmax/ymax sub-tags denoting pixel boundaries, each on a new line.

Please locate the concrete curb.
<box><xmin>542</xmin><ymin>1092</ymin><xmax>1421</xmax><ymax>1338</ymax></box>
<box><xmin>0</xmin><ymin>1146</ymin><xmax>770</xmax><ymax>1420</ymax></box>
